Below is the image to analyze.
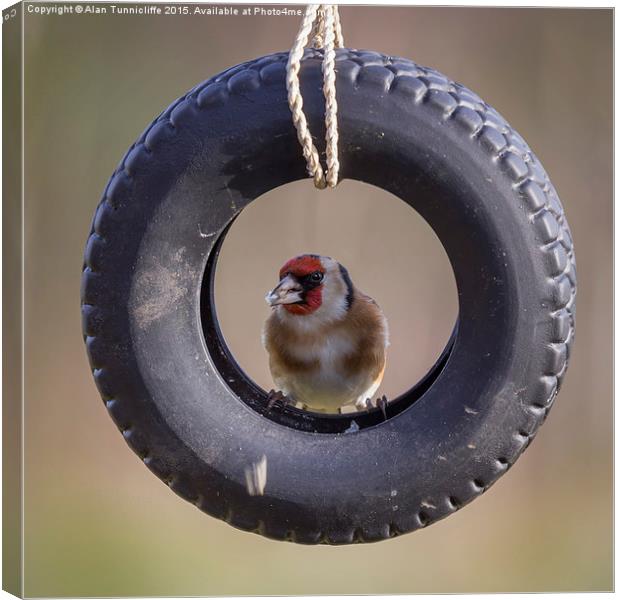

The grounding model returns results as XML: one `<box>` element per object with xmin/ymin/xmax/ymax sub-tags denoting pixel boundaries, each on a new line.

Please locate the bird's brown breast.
<box><xmin>264</xmin><ymin>290</ymin><xmax>387</xmax><ymax>383</ymax></box>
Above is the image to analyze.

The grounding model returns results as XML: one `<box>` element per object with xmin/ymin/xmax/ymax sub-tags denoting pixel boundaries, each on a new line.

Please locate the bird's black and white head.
<box><xmin>266</xmin><ymin>254</ymin><xmax>354</xmax><ymax>326</ymax></box>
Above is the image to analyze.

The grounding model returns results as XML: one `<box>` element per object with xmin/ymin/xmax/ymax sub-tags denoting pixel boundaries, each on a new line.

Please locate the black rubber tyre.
<box><xmin>81</xmin><ymin>49</ymin><xmax>576</xmax><ymax>544</ymax></box>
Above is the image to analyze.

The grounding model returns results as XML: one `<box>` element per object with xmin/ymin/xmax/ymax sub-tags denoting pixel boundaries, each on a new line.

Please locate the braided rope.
<box><xmin>286</xmin><ymin>4</ymin><xmax>343</xmax><ymax>189</ymax></box>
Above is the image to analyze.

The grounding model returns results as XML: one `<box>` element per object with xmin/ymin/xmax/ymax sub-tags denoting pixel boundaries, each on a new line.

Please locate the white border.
<box><xmin>0</xmin><ymin>2</ymin><xmax>615</xmax><ymax>599</ymax></box>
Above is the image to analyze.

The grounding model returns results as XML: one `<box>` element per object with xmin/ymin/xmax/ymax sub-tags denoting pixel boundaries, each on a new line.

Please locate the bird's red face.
<box><xmin>266</xmin><ymin>255</ymin><xmax>326</xmax><ymax>315</ymax></box>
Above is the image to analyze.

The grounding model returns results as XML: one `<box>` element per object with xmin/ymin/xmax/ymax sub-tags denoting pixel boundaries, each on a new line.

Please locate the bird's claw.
<box><xmin>376</xmin><ymin>395</ymin><xmax>388</xmax><ymax>420</ymax></box>
<box><xmin>364</xmin><ymin>395</ymin><xmax>389</xmax><ymax>420</ymax></box>
<box><xmin>266</xmin><ymin>389</ymin><xmax>292</xmax><ymax>411</ymax></box>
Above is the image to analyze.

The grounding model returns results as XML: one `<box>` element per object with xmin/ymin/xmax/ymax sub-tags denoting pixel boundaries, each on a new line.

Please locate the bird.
<box><xmin>262</xmin><ymin>254</ymin><xmax>389</xmax><ymax>414</ymax></box>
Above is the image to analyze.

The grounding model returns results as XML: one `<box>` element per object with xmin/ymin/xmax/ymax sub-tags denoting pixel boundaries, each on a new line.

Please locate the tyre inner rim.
<box><xmin>200</xmin><ymin>216</ymin><xmax>458</xmax><ymax>434</ymax></box>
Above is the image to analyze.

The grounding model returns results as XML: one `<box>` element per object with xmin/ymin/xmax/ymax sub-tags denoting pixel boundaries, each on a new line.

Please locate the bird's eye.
<box><xmin>310</xmin><ymin>271</ymin><xmax>324</xmax><ymax>282</ymax></box>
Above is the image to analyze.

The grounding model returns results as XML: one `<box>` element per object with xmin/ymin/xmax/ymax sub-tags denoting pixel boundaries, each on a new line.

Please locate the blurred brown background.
<box><xmin>19</xmin><ymin>5</ymin><xmax>611</xmax><ymax>595</ymax></box>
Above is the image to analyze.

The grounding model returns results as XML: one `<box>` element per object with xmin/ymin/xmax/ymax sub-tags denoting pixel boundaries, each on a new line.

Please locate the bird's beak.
<box><xmin>265</xmin><ymin>274</ymin><xmax>304</xmax><ymax>306</ymax></box>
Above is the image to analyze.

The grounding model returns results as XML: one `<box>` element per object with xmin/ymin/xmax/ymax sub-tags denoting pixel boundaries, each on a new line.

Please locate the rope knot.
<box><xmin>286</xmin><ymin>4</ymin><xmax>343</xmax><ymax>189</ymax></box>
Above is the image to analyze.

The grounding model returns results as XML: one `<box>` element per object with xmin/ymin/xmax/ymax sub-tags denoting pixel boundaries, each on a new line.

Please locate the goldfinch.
<box><xmin>263</xmin><ymin>254</ymin><xmax>389</xmax><ymax>413</ymax></box>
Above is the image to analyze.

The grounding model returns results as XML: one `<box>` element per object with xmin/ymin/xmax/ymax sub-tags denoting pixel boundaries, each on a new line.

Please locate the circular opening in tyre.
<box><xmin>200</xmin><ymin>180</ymin><xmax>459</xmax><ymax>433</ymax></box>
